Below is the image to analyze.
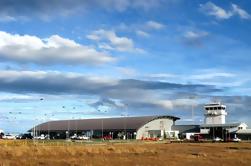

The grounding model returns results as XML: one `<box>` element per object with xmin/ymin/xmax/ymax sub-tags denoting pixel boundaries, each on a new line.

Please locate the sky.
<box><xmin>0</xmin><ymin>0</ymin><xmax>251</xmax><ymax>133</ymax></box>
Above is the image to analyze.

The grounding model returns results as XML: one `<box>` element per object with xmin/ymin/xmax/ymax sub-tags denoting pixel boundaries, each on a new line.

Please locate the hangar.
<box><xmin>30</xmin><ymin>115</ymin><xmax>180</xmax><ymax>140</ymax></box>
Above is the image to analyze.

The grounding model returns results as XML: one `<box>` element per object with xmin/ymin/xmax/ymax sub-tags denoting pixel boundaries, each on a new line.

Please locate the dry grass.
<box><xmin>0</xmin><ymin>140</ymin><xmax>251</xmax><ymax>166</ymax></box>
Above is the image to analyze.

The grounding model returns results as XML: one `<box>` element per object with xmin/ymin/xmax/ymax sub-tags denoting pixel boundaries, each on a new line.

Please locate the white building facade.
<box><xmin>136</xmin><ymin>117</ymin><xmax>178</xmax><ymax>139</ymax></box>
<box><xmin>204</xmin><ymin>103</ymin><xmax>227</xmax><ymax>124</ymax></box>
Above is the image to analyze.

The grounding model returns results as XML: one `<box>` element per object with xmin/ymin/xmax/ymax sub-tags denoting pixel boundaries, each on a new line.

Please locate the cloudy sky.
<box><xmin>0</xmin><ymin>0</ymin><xmax>251</xmax><ymax>133</ymax></box>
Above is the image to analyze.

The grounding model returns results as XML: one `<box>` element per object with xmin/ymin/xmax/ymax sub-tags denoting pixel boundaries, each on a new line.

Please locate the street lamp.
<box><xmin>101</xmin><ymin>119</ymin><xmax>104</xmax><ymax>140</ymax></box>
<box><xmin>43</xmin><ymin>113</ymin><xmax>50</xmax><ymax>139</ymax></box>
<box><xmin>189</xmin><ymin>96</ymin><xmax>196</xmax><ymax>123</ymax></box>
<box><xmin>121</xmin><ymin>113</ymin><xmax>128</xmax><ymax>140</ymax></box>
<box><xmin>67</xmin><ymin>119</ymin><xmax>70</xmax><ymax>139</ymax></box>
<box><xmin>62</xmin><ymin>106</ymin><xmax>70</xmax><ymax>139</ymax></box>
<box><xmin>75</xmin><ymin>118</ymin><xmax>78</xmax><ymax>136</ymax></box>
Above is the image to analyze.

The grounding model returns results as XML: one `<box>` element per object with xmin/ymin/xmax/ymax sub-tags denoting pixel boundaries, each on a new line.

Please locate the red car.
<box><xmin>102</xmin><ymin>135</ymin><xmax>112</xmax><ymax>140</ymax></box>
<box><xmin>193</xmin><ymin>134</ymin><xmax>204</xmax><ymax>141</ymax></box>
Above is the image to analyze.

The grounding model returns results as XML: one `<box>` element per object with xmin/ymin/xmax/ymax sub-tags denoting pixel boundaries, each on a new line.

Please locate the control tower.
<box><xmin>204</xmin><ymin>103</ymin><xmax>227</xmax><ymax>124</ymax></box>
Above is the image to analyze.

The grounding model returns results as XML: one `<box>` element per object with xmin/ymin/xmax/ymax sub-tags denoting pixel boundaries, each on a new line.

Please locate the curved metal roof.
<box><xmin>29</xmin><ymin>115</ymin><xmax>180</xmax><ymax>132</ymax></box>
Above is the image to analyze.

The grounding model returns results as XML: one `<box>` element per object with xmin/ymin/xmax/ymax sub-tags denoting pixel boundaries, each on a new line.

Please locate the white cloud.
<box><xmin>188</xmin><ymin>71</ymin><xmax>245</xmax><ymax>87</ymax></box>
<box><xmin>144</xmin><ymin>73</ymin><xmax>177</xmax><ymax>82</ymax></box>
<box><xmin>98</xmin><ymin>43</ymin><xmax>114</xmax><ymax>50</ymax></box>
<box><xmin>200</xmin><ymin>2</ymin><xmax>232</xmax><ymax>19</ymax></box>
<box><xmin>232</xmin><ymin>4</ymin><xmax>251</xmax><ymax>19</ymax></box>
<box><xmin>190</xmin><ymin>72</ymin><xmax>235</xmax><ymax>80</ymax></box>
<box><xmin>150</xmin><ymin>98</ymin><xmax>197</xmax><ymax>110</ymax></box>
<box><xmin>0</xmin><ymin>31</ymin><xmax>115</xmax><ymax>65</ymax></box>
<box><xmin>200</xmin><ymin>2</ymin><xmax>250</xmax><ymax>20</ymax></box>
<box><xmin>183</xmin><ymin>30</ymin><xmax>209</xmax><ymax>46</ymax></box>
<box><xmin>142</xmin><ymin>70</ymin><xmax>244</xmax><ymax>88</ymax></box>
<box><xmin>148</xmin><ymin>73</ymin><xmax>175</xmax><ymax>78</ymax></box>
<box><xmin>115</xmin><ymin>20</ymin><xmax>164</xmax><ymax>40</ymax></box>
<box><xmin>136</xmin><ymin>30</ymin><xmax>150</xmax><ymax>37</ymax></box>
<box><xmin>184</xmin><ymin>31</ymin><xmax>208</xmax><ymax>40</ymax></box>
<box><xmin>145</xmin><ymin>20</ymin><xmax>165</xmax><ymax>30</ymax></box>
<box><xmin>172</xmin><ymin>99</ymin><xmax>197</xmax><ymax>107</ymax></box>
<box><xmin>0</xmin><ymin>15</ymin><xmax>16</xmax><ymax>22</ymax></box>
<box><xmin>87</xmin><ymin>29</ymin><xmax>143</xmax><ymax>53</ymax></box>
<box><xmin>86</xmin><ymin>34</ymin><xmax>100</xmax><ymax>41</ymax></box>
<box><xmin>0</xmin><ymin>93</ymin><xmax>33</xmax><ymax>101</ymax></box>
<box><xmin>154</xmin><ymin>100</ymin><xmax>173</xmax><ymax>109</ymax></box>
<box><xmin>116</xmin><ymin>67</ymin><xmax>137</xmax><ymax>76</ymax></box>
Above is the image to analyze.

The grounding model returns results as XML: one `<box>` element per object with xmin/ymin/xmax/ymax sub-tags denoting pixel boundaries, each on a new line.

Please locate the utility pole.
<box><xmin>192</xmin><ymin>104</ymin><xmax>194</xmax><ymax>123</ymax></box>
<box><xmin>213</xmin><ymin>127</ymin><xmax>215</xmax><ymax>139</ymax></box>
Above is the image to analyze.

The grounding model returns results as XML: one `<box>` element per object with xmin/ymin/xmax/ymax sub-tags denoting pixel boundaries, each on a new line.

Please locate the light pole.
<box><xmin>47</xmin><ymin>117</ymin><xmax>50</xmax><ymax>139</ymax></box>
<box><xmin>121</xmin><ymin>113</ymin><xmax>128</xmax><ymax>140</ymax></box>
<box><xmin>75</xmin><ymin>118</ymin><xmax>78</xmax><ymax>136</ymax></box>
<box><xmin>34</xmin><ymin>118</ymin><xmax>39</xmax><ymax>139</ymax></box>
<box><xmin>192</xmin><ymin>104</ymin><xmax>194</xmax><ymax>122</ymax></box>
<box><xmin>189</xmin><ymin>96</ymin><xmax>196</xmax><ymax>123</ymax></box>
<box><xmin>125</xmin><ymin>116</ymin><xmax>127</xmax><ymax>139</ymax></box>
<box><xmin>38</xmin><ymin>97</ymin><xmax>45</xmax><ymax>138</ymax></box>
<box><xmin>44</xmin><ymin>113</ymin><xmax>50</xmax><ymax>139</ymax></box>
<box><xmin>67</xmin><ymin>119</ymin><xmax>70</xmax><ymax>139</ymax></box>
<box><xmin>120</xmin><ymin>103</ymin><xmax>129</xmax><ymax>140</ymax></box>
<box><xmin>101</xmin><ymin>119</ymin><xmax>103</xmax><ymax>140</ymax></box>
<box><xmin>62</xmin><ymin>106</ymin><xmax>70</xmax><ymax>139</ymax></box>
<box><xmin>72</xmin><ymin>117</ymin><xmax>76</xmax><ymax>135</ymax></box>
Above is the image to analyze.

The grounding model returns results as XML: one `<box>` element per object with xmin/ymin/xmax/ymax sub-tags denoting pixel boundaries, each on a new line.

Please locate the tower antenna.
<box><xmin>211</xmin><ymin>97</ymin><xmax>221</xmax><ymax>104</ymax></box>
<box><xmin>189</xmin><ymin>96</ymin><xmax>196</xmax><ymax>123</ymax></box>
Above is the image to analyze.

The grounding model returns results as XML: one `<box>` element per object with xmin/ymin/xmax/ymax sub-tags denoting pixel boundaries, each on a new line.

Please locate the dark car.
<box><xmin>0</xmin><ymin>132</ymin><xmax>4</xmax><ymax>139</ymax></box>
<box><xmin>16</xmin><ymin>133</ymin><xmax>33</xmax><ymax>139</ymax></box>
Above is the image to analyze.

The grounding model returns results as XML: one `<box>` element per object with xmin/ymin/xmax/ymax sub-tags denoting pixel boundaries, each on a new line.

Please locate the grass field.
<box><xmin>0</xmin><ymin>140</ymin><xmax>251</xmax><ymax>166</ymax></box>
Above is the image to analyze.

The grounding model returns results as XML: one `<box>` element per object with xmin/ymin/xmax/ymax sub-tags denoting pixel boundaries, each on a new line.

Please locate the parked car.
<box><xmin>232</xmin><ymin>137</ymin><xmax>241</xmax><ymax>142</ymax></box>
<box><xmin>193</xmin><ymin>134</ymin><xmax>204</xmax><ymax>142</ymax></box>
<box><xmin>103</xmin><ymin>135</ymin><xmax>112</xmax><ymax>140</ymax></box>
<box><xmin>70</xmin><ymin>134</ymin><xmax>90</xmax><ymax>140</ymax></box>
<box><xmin>3</xmin><ymin>134</ymin><xmax>16</xmax><ymax>140</ymax></box>
<box><xmin>16</xmin><ymin>133</ymin><xmax>33</xmax><ymax>139</ymax></box>
<box><xmin>77</xmin><ymin>135</ymin><xmax>90</xmax><ymax>140</ymax></box>
<box><xmin>70</xmin><ymin>134</ymin><xmax>78</xmax><ymax>140</ymax></box>
<box><xmin>34</xmin><ymin>134</ymin><xmax>49</xmax><ymax>140</ymax></box>
<box><xmin>213</xmin><ymin>137</ymin><xmax>223</xmax><ymax>142</ymax></box>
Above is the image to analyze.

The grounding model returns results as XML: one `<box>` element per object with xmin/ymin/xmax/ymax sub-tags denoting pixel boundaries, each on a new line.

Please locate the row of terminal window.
<box><xmin>205</xmin><ymin>107</ymin><xmax>226</xmax><ymax>110</ymax></box>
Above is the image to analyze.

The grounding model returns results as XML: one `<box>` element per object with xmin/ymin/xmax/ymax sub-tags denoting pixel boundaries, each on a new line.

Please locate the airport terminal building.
<box><xmin>30</xmin><ymin>115</ymin><xmax>180</xmax><ymax>139</ymax></box>
<box><xmin>30</xmin><ymin>103</ymin><xmax>251</xmax><ymax>140</ymax></box>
